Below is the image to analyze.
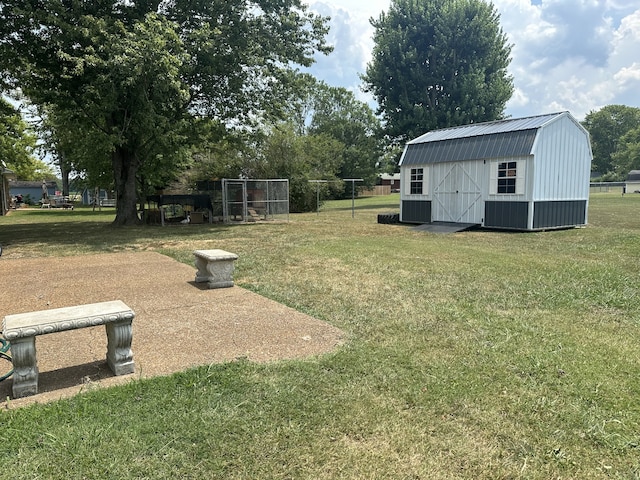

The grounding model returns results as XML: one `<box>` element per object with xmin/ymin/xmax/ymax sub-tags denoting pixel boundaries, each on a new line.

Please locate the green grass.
<box><xmin>1</xmin><ymin>193</ymin><xmax>639</xmax><ymax>479</ymax></box>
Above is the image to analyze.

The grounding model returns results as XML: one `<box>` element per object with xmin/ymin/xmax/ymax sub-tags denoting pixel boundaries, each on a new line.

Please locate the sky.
<box><xmin>301</xmin><ymin>0</ymin><xmax>640</xmax><ymax>122</ymax></box>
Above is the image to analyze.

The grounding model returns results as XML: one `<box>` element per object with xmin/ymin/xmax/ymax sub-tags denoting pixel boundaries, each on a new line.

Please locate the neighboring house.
<box><xmin>379</xmin><ymin>173</ymin><xmax>402</xmax><ymax>192</ymax></box>
<box><xmin>398</xmin><ymin>111</ymin><xmax>592</xmax><ymax>231</ymax></box>
<box><xmin>81</xmin><ymin>188</ymin><xmax>112</xmax><ymax>205</ymax></box>
<box><xmin>625</xmin><ymin>170</ymin><xmax>640</xmax><ymax>193</ymax></box>
<box><xmin>9</xmin><ymin>180</ymin><xmax>58</xmax><ymax>204</ymax></box>
<box><xmin>362</xmin><ymin>173</ymin><xmax>402</xmax><ymax>196</ymax></box>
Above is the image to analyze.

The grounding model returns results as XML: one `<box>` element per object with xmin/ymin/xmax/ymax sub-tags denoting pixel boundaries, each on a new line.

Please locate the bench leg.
<box><xmin>10</xmin><ymin>336</ymin><xmax>39</xmax><ymax>398</ymax></box>
<box><xmin>105</xmin><ymin>319</ymin><xmax>135</xmax><ymax>376</ymax></box>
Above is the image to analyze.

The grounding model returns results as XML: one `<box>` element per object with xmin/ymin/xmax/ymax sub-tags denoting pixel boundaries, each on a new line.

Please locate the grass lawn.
<box><xmin>0</xmin><ymin>193</ymin><xmax>639</xmax><ymax>479</ymax></box>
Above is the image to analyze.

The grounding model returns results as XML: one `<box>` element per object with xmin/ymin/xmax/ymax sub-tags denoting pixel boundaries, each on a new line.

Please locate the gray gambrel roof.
<box><xmin>400</xmin><ymin>112</ymin><xmax>569</xmax><ymax>166</ymax></box>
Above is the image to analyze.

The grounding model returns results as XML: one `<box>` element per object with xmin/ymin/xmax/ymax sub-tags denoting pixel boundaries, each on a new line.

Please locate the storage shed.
<box><xmin>625</xmin><ymin>170</ymin><xmax>640</xmax><ymax>194</ymax></box>
<box><xmin>398</xmin><ymin>112</ymin><xmax>592</xmax><ymax>231</ymax></box>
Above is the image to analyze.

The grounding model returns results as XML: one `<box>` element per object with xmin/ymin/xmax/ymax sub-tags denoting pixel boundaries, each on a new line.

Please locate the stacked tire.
<box><xmin>377</xmin><ymin>213</ymin><xmax>399</xmax><ymax>224</ymax></box>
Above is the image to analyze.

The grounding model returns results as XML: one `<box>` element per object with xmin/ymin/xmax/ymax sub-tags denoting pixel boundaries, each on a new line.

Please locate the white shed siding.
<box><xmin>531</xmin><ymin>115</ymin><xmax>591</xmax><ymax>201</ymax></box>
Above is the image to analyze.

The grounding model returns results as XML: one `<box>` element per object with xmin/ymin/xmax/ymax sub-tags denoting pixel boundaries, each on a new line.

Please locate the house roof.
<box><xmin>379</xmin><ymin>173</ymin><xmax>401</xmax><ymax>181</ymax></box>
<box><xmin>400</xmin><ymin>112</ymin><xmax>571</xmax><ymax>166</ymax></box>
<box><xmin>627</xmin><ymin>170</ymin><xmax>640</xmax><ymax>182</ymax></box>
<box><xmin>10</xmin><ymin>180</ymin><xmax>57</xmax><ymax>189</ymax></box>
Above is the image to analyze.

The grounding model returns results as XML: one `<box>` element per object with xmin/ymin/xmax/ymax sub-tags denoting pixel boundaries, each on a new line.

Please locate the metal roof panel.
<box><xmin>401</xmin><ymin>130</ymin><xmax>538</xmax><ymax>166</ymax></box>
<box><xmin>407</xmin><ymin>112</ymin><xmax>566</xmax><ymax>145</ymax></box>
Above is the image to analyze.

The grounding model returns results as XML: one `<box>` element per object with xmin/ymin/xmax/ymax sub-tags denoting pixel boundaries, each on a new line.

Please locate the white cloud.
<box><xmin>303</xmin><ymin>1</ymin><xmax>381</xmax><ymax>104</ymax></box>
<box><xmin>614</xmin><ymin>63</ymin><xmax>640</xmax><ymax>84</ymax></box>
<box><xmin>611</xmin><ymin>9</ymin><xmax>640</xmax><ymax>58</ymax></box>
<box><xmin>482</xmin><ymin>1</ymin><xmax>640</xmax><ymax>119</ymax></box>
<box><xmin>316</xmin><ymin>0</ymin><xmax>388</xmax><ymax>18</ymax></box>
<box><xmin>507</xmin><ymin>87</ymin><xmax>530</xmax><ymax>108</ymax></box>
<box><xmin>302</xmin><ymin>0</ymin><xmax>640</xmax><ymax>122</ymax></box>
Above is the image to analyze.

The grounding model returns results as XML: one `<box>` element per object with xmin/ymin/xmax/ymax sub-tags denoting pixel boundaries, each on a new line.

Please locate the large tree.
<box><xmin>362</xmin><ymin>0</ymin><xmax>513</xmax><ymax>146</ymax></box>
<box><xmin>0</xmin><ymin>0</ymin><xmax>330</xmax><ymax>224</ymax></box>
<box><xmin>582</xmin><ymin>105</ymin><xmax>640</xmax><ymax>177</ymax></box>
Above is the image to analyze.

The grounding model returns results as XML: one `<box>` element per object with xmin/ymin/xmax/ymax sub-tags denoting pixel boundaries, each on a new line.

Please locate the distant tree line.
<box><xmin>582</xmin><ymin>105</ymin><xmax>640</xmax><ymax>181</ymax></box>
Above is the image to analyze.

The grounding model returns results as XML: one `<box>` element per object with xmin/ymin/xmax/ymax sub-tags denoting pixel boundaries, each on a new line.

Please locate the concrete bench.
<box><xmin>2</xmin><ymin>300</ymin><xmax>135</xmax><ymax>398</ymax></box>
<box><xmin>194</xmin><ymin>249</ymin><xmax>238</xmax><ymax>289</ymax></box>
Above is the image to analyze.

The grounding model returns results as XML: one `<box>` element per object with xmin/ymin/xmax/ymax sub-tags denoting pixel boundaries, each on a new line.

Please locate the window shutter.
<box><xmin>421</xmin><ymin>167</ymin><xmax>428</xmax><ymax>195</ymax></box>
<box><xmin>489</xmin><ymin>161</ymin><xmax>498</xmax><ymax>194</ymax></box>
<box><xmin>515</xmin><ymin>160</ymin><xmax>525</xmax><ymax>195</ymax></box>
<box><xmin>403</xmin><ymin>168</ymin><xmax>411</xmax><ymax>196</ymax></box>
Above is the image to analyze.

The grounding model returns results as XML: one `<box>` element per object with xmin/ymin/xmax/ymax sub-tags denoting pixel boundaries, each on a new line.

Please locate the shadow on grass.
<box><xmin>325</xmin><ymin>202</ymin><xmax>400</xmax><ymax>212</ymax></box>
<box><xmin>0</xmin><ymin>219</ymin><xmax>236</xmax><ymax>254</ymax></box>
<box><xmin>13</xmin><ymin>208</ymin><xmax>114</xmax><ymax>216</ymax></box>
<box><xmin>0</xmin><ymin>360</ymin><xmax>113</xmax><ymax>400</ymax></box>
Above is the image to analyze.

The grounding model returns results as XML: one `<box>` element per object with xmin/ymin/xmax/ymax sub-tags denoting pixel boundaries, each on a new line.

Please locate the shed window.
<box><xmin>497</xmin><ymin>161</ymin><xmax>517</xmax><ymax>194</ymax></box>
<box><xmin>410</xmin><ymin>168</ymin><xmax>424</xmax><ymax>194</ymax></box>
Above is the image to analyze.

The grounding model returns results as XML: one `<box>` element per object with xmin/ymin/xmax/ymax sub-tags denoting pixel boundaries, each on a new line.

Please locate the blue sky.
<box><xmin>302</xmin><ymin>0</ymin><xmax>640</xmax><ymax>121</ymax></box>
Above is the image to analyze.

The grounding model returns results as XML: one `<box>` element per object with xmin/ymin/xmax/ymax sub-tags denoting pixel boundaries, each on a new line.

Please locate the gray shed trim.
<box><xmin>399</xmin><ymin>112</ymin><xmax>566</xmax><ymax>166</ymax></box>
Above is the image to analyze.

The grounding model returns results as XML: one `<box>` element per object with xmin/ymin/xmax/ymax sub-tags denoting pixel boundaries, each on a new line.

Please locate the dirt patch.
<box><xmin>0</xmin><ymin>252</ymin><xmax>344</xmax><ymax>408</ymax></box>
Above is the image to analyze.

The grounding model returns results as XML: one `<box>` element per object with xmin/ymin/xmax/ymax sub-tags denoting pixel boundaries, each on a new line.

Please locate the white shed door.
<box><xmin>432</xmin><ymin>162</ymin><xmax>484</xmax><ymax>223</ymax></box>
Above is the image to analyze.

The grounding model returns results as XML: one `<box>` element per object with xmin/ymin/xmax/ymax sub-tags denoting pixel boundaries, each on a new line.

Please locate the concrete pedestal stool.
<box><xmin>194</xmin><ymin>249</ymin><xmax>238</xmax><ymax>289</ymax></box>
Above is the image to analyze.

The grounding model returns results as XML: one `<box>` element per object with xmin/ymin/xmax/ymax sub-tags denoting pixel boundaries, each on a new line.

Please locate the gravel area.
<box><xmin>0</xmin><ymin>252</ymin><xmax>344</xmax><ymax>408</ymax></box>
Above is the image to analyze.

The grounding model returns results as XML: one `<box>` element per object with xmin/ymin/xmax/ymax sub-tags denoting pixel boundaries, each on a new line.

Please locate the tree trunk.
<box><xmin>59</xmin><ymin>156</ymin><xmax>70</xmax><ymax>197</ymax></box>
<box><xmin>112</xmin><ymin>146</ymin><xmax>141</xmax><ymax>226</ymax></box>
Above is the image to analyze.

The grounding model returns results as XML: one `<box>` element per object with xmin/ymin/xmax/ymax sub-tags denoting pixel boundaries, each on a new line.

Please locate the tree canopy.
<box><xmin>582</xmin><ymin>105</ymin><xmax>640</xmax><ymax>178</ymax></box>
<box><xmin>308</xmin><ymin>84</ymin><xmax>382</xmax><ymax>192</ymax></box>
<box><xmin>0</xmin><ymin>98</ymin><xmax>55</xmax><ymax>180</ymax></box>
<box><xmin>611</xmin><ymin>126</ymin><xmax>640</xmax><ymax>179</ymax></box>
<box><xmin>0</xmin><ymin>0</ymin><xmax>331</xmax><ymax>224</ymax></box>
<box><xmin>362</xmin><ymin>0</ymin><xmax>513</xmax><ymax>146</ymax></box>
